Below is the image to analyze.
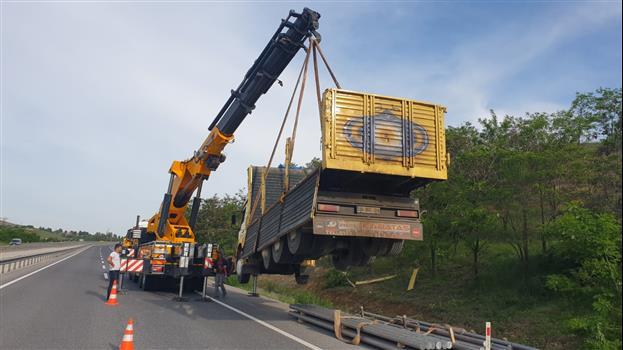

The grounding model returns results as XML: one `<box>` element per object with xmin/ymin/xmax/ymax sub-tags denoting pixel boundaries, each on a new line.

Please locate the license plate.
<box><xmin>314</xmin><ymin>216</ymin><xmax>423</xmax><ymax>240</ymax></box>
<box><xmin>356</xmin><ymin>206</ymin><xmax>381</xmax><ymax>215</ymax></box>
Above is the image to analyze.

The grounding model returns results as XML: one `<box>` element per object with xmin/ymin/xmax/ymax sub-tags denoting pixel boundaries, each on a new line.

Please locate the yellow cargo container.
<box><xmin>320</xmin><ymin>89</ymin><xmax>448</xmax><ymax>180</ymax></box>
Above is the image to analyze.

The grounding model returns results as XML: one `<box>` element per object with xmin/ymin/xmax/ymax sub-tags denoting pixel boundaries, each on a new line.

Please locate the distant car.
<box><xmin>9</xmin><ymin>238</ymin><xmax>22</xmax><ymax>246</ymax></box>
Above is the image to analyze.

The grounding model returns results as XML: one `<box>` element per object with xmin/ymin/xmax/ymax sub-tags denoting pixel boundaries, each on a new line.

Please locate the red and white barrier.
<box><xmin>120</xmin><ymin>259</ymin><xmax>144</xmax><ymax>273</ymax></box>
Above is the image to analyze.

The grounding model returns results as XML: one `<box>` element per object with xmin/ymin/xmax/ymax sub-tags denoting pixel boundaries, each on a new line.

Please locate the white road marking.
<box><xmin>104</xmin><ymin>273</ymin><xmax>108</xmax><ymax>280</ymax></box>
<box><xmin>102</xmin><ymin>265</ymin><xmax>106</xmax><ymax>270</ymax></box>
<box><xmin>194</xmin><ymin>291</ymin><xmax>323</xmax><ymax>350</ymax></box>
<box><xmin>0</xmin><ymin>246</ymin><xmax>90</xmax><ymax>290</ymax></box>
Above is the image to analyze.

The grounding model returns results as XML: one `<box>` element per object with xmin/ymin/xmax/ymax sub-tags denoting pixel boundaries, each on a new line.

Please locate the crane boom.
<box><xmin>147</xmin><ymin>8</ymin><xmax>321</xmax><ymax>243</ymax></box>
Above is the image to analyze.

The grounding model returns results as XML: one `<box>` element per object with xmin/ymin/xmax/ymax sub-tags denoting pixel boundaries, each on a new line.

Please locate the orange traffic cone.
<box><xmin>106</xmin><ymin>280</ymin><xmax>119</xmax><ymax>306</ymax></box>
<box><xmin>119</xmin><ymin>318</ymin><xmax>134</xmax><ymax>350</ymax></box>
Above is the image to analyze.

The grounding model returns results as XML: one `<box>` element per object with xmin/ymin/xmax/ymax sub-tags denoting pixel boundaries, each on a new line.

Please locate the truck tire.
<box><xmin>261</xmin><ymin>248</ymin><xmax>272</xmax><ymax>270</ymax></box>
<box><xmin>262</xmin><ymin>248</ymin><xmax>287</xmax><ymax>272</ymax></box>
<box><xmin>237</xmin><ymin>272</ymin><xmax>251</xmax><ymax>284</ymax></box>
<box><xmin>236</xmin><ymin>259</ymin><xmax>251</xmax><ymax>284</ymax></box>
<box><xmin>386</xmin><ymin>240</ymin><xmax>404</xmax><ymax>256</ymax></box>
<box><xmin>287</xmin><ymin>229</ymin><xmax>314</xmax><ymax>255</ymax></box>
<box><xmin>332</xmin><ymin>240</ymin><xmax>373</xmax><ymax>270</ymax></box>
<box><xmin>272</xmin><ymin>236</ymin><xmax>299</xmax><ymax>264</ymax></box>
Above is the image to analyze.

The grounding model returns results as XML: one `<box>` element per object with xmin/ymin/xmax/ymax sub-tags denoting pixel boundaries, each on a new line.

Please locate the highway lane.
<box><xmin>0</xmin><ymin>245</ymin><xmax>361</xmax><ymax>350</ymax></box>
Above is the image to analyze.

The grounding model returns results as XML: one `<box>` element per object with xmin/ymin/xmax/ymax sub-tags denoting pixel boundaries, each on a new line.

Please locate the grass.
<box><xmin>241</xmin><ymin>242</ymin><xmax>584</xmax><ymax>349</ymax></box>
<box><xmin>226</xmin><ymin>275</ymin><xmax>333</xmax><ymax>307</ymax></box>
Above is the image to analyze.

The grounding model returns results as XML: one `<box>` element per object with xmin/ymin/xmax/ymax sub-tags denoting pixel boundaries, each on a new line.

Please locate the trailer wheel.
<box><xmin>138</xmin><ymin>273</ymin><xmax>144</xmax><ymax>288</ymax></box>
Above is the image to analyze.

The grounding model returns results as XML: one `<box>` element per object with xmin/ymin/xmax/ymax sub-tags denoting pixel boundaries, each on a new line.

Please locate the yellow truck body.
<box><xmin>320</xmin><ymin>89</ymin><xmax>448</xmax><ymax>180</ymax></box>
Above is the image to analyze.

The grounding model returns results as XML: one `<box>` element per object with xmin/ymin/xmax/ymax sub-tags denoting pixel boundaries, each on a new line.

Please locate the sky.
<box><xmin>1</xmin><ymin>1</ymin><xmax>621</xmax><ymax>235</ymax></box>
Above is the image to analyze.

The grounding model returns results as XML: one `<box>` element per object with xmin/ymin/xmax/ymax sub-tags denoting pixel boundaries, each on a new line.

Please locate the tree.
<box><xmin>452</xmin><ymin>206</ymin><xmax>498</xmax><ymax>278</ymax></box>
<box><xmin>545</xmin><ymin>204</ymin><xmax>622</xmax><ymax>350</ymax></box>
<box><xmin>417</xmin><ymin>181</ymin><xmax>455</xmax><ymax>277</ymax></box>
<box><xmin>570</xmin><ymin>88</ymin><xmax>622</xmax><ymax>155</ymax></box>
<box><xmin>305</xmin><ymin>157</ymin><xmax>322</xmax><ymax>169</ymax></box>
<box><xmin>193</xmin><ymin>191</ymin><xmax>246</xmax><ymax>255</ymax></box>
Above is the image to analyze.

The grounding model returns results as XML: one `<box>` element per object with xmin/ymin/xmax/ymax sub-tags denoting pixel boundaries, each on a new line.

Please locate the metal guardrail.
<box><xmin>0</xmin><ymin>246</ymin><xmax>84</xmax><ymax>274</ymax></box>
<box><xmin>290</xmin><ymin>304</ymin><xmax>540</xmax><ymax>350</ymax></box>
<box><xmin>0</xmin><ymin>241</ymin><xmax>83</xmax><ymax>253</ymax></box>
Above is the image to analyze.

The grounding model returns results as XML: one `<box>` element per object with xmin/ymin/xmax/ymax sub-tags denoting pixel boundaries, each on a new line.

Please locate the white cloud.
<box><xmin>1</xmin><ymin>3</ymin><xmax>620</xmax><ymax>233</ymax></box>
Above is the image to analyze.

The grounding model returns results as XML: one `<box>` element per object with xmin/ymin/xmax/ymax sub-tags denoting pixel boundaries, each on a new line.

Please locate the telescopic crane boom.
<box><xmin>146</xmin><ymin>8</ymin><xmax>321</xmax><ymax>244</ymax></box>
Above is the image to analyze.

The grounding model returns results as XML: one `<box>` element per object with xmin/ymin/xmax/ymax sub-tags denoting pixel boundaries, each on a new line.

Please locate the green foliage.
<box><xmin>305</xmin><ymin>157</ymin><xmax>322</xmax><ymax>169</ymax></box>
<box><xmin>0</xmin><ymin>226</ymin><xmax>43</xmax><ymax>243</ymax></box>
<box><xmin>192</xmin><ymin>190</ymin><xmax>246</xmax><ymax>255</ymax></box>
<box><xmin>544</xmin><ymin>204</ymin><xmax>622</xmax><ymax>349</ymax></box>
<box><xmin>215</xmin><ymin>87</ymin><xmax>621</xmax><ymax>349</ymax></box>
<box><xmin>322</xmin><ymin>269</ymin><xmax>350</xmax><ymax>288</ymax></box>
<box><xmin>408</xmin><ymin>87</ymin><xmax>621</xmax><ymax>346</ymax></box>
<box><xmin>0</xmin><ymin>225</ymin><xmax>117</xmax><ymax>243</ymax></box>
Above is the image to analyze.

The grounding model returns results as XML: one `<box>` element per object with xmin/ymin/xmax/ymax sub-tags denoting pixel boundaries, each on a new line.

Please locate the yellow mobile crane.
<box><xmin>130</xmin><ymin>8</ymin><xmax>321</xmax><ymax>292</ymax></box>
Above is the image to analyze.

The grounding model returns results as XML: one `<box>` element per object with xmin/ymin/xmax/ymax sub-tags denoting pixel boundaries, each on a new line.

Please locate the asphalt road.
<box><xmin>0</xmin><ymin>245</ymin><xmax>361</xmax><ymax>350</ymax></box>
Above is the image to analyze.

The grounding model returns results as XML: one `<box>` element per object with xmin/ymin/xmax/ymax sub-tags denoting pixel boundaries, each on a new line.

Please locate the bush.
<box><xmin>322</xmin><ymin>269</ymin><xmax>349</xmax><ymax>289</ymax></box>
<box><xmin>0</xmin><ymin>227</ymin><xmax>42</xmax><ymax>243</ymax></box>
<box><xmin>545</xmin><ymin>204</ymin><xmax>622</xmax><ymax>349</ymax></box>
